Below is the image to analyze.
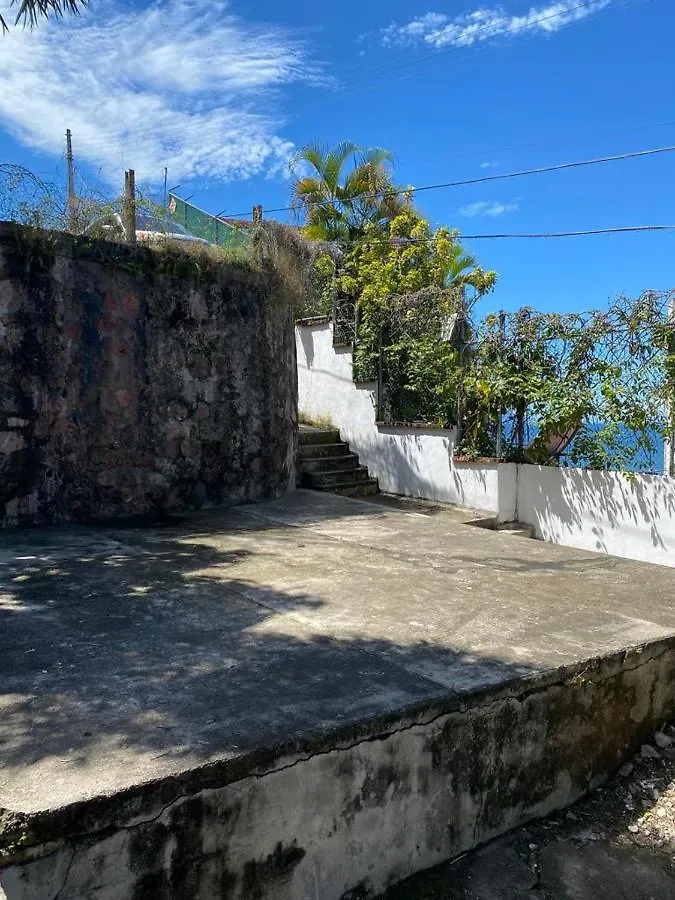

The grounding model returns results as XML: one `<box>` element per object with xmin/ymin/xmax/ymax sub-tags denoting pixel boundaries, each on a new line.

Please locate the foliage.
<box><xmin>335</xmin><ymin>210</ymin><xmax>497</xmax><ymax>404</ymax></box>
<box><xmin>252</xmin><ymin>221</ymin><xmax>342</xmax><ymax>315</ymax></box>
<box><xmin>455</xmin><ymin>292</ymin><xmax>674</xmax><ymax>471</ymax></box>
<box><xmin>1</xmin><ymin>0</ymin><xmax>88</xmax><ymax>32</ymax></box>
<box><xmin>291</xmin><ymin>141</ymin><xmax>411</xmax><ymax>242</ymax></box>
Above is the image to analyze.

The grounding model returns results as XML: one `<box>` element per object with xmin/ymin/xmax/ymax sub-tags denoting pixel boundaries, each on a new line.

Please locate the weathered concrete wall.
<box><xmin>0</xmin><ymin>224</ymin><xmax>296</xmax><ymax>525</ymax></box>
<box><xmin>1</xmin><ymin>639</ymin><xmax>674</xmax><ymax>899</ymax></box>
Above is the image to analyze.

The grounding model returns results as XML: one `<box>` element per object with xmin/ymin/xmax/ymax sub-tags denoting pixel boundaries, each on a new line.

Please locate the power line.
<box><xmin>379</xmin><ymin>225</ymin><xmax>675</xmax><ymax>241</ymax></box>
<box><xmin>217</xmin><ymin>143</ymin><xmax>675</xmax><ymax>219</ymax></box>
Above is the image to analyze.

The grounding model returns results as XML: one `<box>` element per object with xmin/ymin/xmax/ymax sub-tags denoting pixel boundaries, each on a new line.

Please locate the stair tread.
<box><xmin>313</xmin><ymin>467</ymin><xmax>368</xmax><ymax>477</ymax></box>
<box><xmin>320</xmin><ymin>477</ymin><xmax>378</xmax><ymax>487</ymax></box>
<box><xmin>299</xmin><ymin>443</ymin><xmax>349</xmax><ymax>450</ymax></box>
<box><xmin>302</xmin><ymin>454</ymin><xmax>357</xmax><ymax>462</ymax></box>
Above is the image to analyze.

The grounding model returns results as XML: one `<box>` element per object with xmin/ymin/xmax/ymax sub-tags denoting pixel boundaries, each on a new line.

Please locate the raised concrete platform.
<box><xmin>1</xmin><ymin>490</ymin><xmax>674</xmax><ymax>898</ymax></box>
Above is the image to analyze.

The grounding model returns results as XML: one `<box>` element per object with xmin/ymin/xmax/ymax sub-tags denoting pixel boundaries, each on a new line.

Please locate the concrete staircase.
<box><xmin>298</xmin><ymin>427</ymin><xmax>378</xmax><ymax>497</ymax></box>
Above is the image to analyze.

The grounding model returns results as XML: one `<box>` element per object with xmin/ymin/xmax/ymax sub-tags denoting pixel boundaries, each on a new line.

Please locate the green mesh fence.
<box><xmin>168</xmin><ymin>195</ymin><xmax>251</xmax><ymax>249</ymax></box>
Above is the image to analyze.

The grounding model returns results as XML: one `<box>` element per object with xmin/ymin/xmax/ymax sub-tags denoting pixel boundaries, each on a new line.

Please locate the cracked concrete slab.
<box><xmin>1</xmin><ymin>490</ymin><xmax>674</xmax><ymax>898</ymax></box>
<box><xmin>1</xmin><ymin>489</ymin><xmax>674</xmax><ymax>817</ymax></box>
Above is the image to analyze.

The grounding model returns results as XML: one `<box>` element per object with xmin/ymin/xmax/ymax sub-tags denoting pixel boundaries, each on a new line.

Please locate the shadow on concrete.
<box><xmin>0</xmin><ymin>507</ymin><xmax>542</xmax><ymax>791</ymax></box>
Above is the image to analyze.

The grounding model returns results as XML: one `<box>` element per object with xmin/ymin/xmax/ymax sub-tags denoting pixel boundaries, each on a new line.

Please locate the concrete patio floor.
<box><xmin>1</xmin><ymin>489</ymin><xmax>674</xmax><ymax>898</ymax></box>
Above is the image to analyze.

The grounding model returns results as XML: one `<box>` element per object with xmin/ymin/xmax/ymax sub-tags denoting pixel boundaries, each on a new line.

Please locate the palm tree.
<box><xmin>444</xmin><ymin>237</ymin><xmax>497</xmax><ymax>299</ymax></box>
<box><xmin>1</xmin><ymin>0</ymin><xmax>87</xmax><ymax>33</ymax></box>
<box><xmin>292</xmin><ymin>141</ymin><xmax>410</xmax><ymax>243</ymax></box>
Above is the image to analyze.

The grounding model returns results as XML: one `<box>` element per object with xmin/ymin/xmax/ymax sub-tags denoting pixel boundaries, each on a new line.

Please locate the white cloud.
<box><xmin>480</xmin><ymin>160</ymin><xmax>500</xmax><ymax>169</ymax></box>
<box><xmin>381</xmin><ymin>1</ymin><xmax>613</xmax><ymax>49</ymax></box>
<box><xmin>0</xmin><ymin>0</ymin><xmax>323</xmax><ymax>185</ymax></box>
<box><xmin>458</xmin><ymin>200</ymin><xmax>519</xmax><ymax>217</ymax></box>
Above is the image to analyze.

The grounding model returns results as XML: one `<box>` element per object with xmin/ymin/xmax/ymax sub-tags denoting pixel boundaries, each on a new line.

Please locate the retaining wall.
<box><xmin>1</xmin><ymin>641</ymin><xmax>673</xmax><ymax>898</ymax></box>
<box><xmin>0</xmin><ymin>224</ymin><xmax>297</xmax><ymax>525</ymax></box>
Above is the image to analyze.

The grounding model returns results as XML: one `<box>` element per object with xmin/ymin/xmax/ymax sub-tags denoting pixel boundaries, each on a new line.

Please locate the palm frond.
<box><xmin>1</xmin><ymin>0</ymin><xmax>89</xmax><ymax>31</ymax></box>
<box><xmin>321</xmin><ymin>141</ymin><xmax>359</xmax><ymax>195</ymax></box>
<box><xmin>291</xmin><ymin>144</ymin><xmax>329</xmax><ymax>178</ymax></box>
<box><xmin>358</xmin><ymin>147</ymin><xmax>395</xmax><ymax>170</ymax></box>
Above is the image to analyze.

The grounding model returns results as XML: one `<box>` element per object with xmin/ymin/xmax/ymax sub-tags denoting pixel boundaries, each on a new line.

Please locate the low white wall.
<box><xmin>297</xmin><ymin>321</ymin><xmax>675</xmax><ymax>568</ymax></box>
<box><xmin>516</xmin><ymin>464</ymin><xmax>675</xmax><ymax>568</ymax></box>
<box><xmin>297</xmin><ymin>322</ymin><xmax>502</xmax><ymax>514</ymax></box>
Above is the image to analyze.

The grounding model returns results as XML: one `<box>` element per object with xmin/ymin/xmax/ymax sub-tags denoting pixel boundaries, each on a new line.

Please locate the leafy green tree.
<box><xmin>1</xmin><ymin>1</ymin><xmax>88</xmax><ymax>33</ymax></box>
<box><xmin>335</xmin><ymin>209</ymin><xmax>497</xmax><ymax>423</ymax></box>
<box><xmin>456</xmin><ymin>294</ymin><xmax>674</xmax><ymax>469</ymax></box>
<box><xmin>336</xmin><ymin>209</ymin><xmax>496</xmax><ymax>304</ymax></box>
<box><xmin>291</xmin><ymin>141</ymin><xmax>410</xmax><ymax>242</ymax></box>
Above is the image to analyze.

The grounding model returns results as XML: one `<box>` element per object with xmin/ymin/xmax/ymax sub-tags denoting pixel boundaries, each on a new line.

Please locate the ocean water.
<box><xmin>560</xmin><ymin>425</ymin><xmax>666</xmax><ymax>475</ymax></box>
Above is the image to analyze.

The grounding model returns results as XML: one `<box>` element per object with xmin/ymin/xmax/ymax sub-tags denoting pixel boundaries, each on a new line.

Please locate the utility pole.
<box><xmin>66</xmin><ymin>129</ymin><xmax>75</xmax><ymax>230</ymax></box>
<box><xmin>495</xmin><ymin>310</ymin><xmax>506</xmax><ymax>460</ymax></box>
<box><xmin>666</xmin><ymin>296</ymin><xmax>675</xmax><ymax>477</ymax></box>
<box><xmin>163</xmin><ymin>167</ymin><xmax>168</xmax><ymax>208</ymax></box>
<box><xmin>123</xmin><ymin>169</ymin><xmax>137</xmax><ymax>245</ymax></box>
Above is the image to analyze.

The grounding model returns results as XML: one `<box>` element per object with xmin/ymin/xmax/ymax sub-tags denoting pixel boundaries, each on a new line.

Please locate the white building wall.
<box><xmin>297</xmin><ymin>322</ymin><xmax>502</xmax><ymax>514</ymax></box>
<box><xmin>297</xmin><ymin>321</ymin><xmax>675</xmax><ymax>568</ymax></box>
<box><xmin>516</xmin><ymin>464</ymin><xmax>675</xmax><ymax>568</ymax></box>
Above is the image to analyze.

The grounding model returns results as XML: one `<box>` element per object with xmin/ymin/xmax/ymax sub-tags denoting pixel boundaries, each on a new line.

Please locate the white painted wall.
<box><xmin>516</xmin><ymin>464</ymin><xmax>675</xmax><ymax>568</ymax></box>
<box><xmin>298</xmin><ymin>322</ymin><xmax>675</xmax><ymax>568</ymax></box>
<box><xmin>297</xmin><ymin>322</ymin><xmax>504</xmax><ymax>514</ymax></box>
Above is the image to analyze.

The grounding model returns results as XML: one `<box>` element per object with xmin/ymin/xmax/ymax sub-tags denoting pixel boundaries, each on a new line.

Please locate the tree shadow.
<box><xmin>518</xmin><ymin>466</ymin><xmax>675</xmax><ymax>562</ymax></box>
<box><xmin>0</xmin><ymin>504</ymin><xmax>548</xmax><ymax>809</ymax></box>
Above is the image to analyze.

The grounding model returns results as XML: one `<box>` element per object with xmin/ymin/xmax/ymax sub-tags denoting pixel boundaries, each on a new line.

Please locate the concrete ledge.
<box><xmin>2</xmin><ymin>638</ymin><xmax>674</xmax><ymax>899</ymax></box>
<box><xmin>295</xmin><ymin>315</ymin><xmax>331</xmax><ymax>327</ymax></box>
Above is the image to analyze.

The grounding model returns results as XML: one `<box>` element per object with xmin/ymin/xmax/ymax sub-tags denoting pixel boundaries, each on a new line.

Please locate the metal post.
<box><xmin>666</xmin><ymin>297</ymin><xmax>675</xmax><ymax>477</ymax></box>
<box><xmin>66</xmin><ymin>129</ymin><xmax>75</xmax><ymax>230</ymax></box>
<box><xmin>123</xmin><ymin>169</ymin><xmax>137</xmax><ymax>245</ymax></box>
<box><xmin>163</xmin><ymin>167</ymin><xmax>168</xmax><ymax>207</ymax></box>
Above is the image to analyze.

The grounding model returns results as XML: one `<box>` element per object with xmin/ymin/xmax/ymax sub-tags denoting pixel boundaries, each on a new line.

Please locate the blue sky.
<box><xmin>0</xmin><ymin>0</ymin><xmax>673</xmax><ymax>314</ymax></box>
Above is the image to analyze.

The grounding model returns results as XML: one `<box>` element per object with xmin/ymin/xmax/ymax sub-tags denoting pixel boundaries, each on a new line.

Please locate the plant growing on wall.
<box><xmin>456</xmin><ymin>291</ymin><xmax>674</xmax><ymax>471</ymax></box>
<box><xmin>334</xmin><ymin>210</ymin><xmax>497</xmax><ymax>424</ymax></box>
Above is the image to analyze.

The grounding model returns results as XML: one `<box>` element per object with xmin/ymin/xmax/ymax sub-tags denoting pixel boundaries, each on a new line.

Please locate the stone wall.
<box><xmin>0</xmin><ymin>223</ymin><xmax>297</xmax><ymax>525</ymax></box>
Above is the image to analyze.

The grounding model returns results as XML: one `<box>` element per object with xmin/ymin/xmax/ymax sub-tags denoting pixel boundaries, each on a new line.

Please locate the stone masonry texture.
<box><xmin>0</xmin><ymin>223</ymin><xmax>297</xmax><ymax>525</ymax></box>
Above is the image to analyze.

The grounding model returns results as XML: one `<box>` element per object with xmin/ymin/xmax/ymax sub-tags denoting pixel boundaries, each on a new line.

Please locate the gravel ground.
<box><xmin>380</xmin><ymin>724</ymin><xmax>675</xmax><ymax>899</ymax></box>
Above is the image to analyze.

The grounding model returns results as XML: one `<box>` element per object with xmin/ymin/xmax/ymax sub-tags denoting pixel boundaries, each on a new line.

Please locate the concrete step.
<box><xmin>311</xmin><ymin>467</ymin><xmax>372</xmax><ymax>488</ymax></box>
<box><xmin>297</xmin><ymin>427</ymin><xmax>379</xmax><ymax>497</ymax></box>
<box><xmin>330</xmin><ymin>479</ymin><xmax>379</xmax><ymax>497</ymax></box>
<box><xmin>298</xmin><ymin>442</ymin><xmax>353</xmax><ymax>460</ymax></box>
<box><xmin>301</xmin><ymin>454</ymin><xmax>361</xmax><ymax>474</ymax></box>
<box><xmin>497</xmin><ymin>522</ymin><xmax>536</xmax><ymax>539</ymax></box>
<box><xmin>299</xmin><ymin>428</ymin><xmax>341</xmax><ymax>446</ymax></box>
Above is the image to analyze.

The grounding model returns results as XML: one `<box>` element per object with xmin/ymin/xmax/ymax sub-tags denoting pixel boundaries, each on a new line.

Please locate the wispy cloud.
<box><xmin>381</xmin><ymin>1</ymin><xmax>613</xmax><ymax>49</ymax></box>
<box><xmin>480</xmin><ymin>160</ymin><xmax>500</xmax><ymax>169</ymax></box>
<box><xmin>458</xmin><ymin>200</ymin><xmax>519</xmax><ymax>217</ymax></box>
<box><xmin>0</xmin><ymin>0</ymin><xmax>322</xmax><ymax>185</ymax></box>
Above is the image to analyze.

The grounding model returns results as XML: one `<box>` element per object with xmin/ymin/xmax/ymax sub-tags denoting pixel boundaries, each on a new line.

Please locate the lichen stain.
<box><xmin>241</xmin><ymin>841</ymin><xmax>306</xmax><ymax>899</ymax></box>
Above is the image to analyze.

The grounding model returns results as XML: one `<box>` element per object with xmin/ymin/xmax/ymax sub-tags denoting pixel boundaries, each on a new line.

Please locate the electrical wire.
<box><xmin>215</xmin><ymin>143</ymin><xmax>675</xmax><ymax>219</ymax></box>
<box><xmin>359</xmin><ymin>225</ymin><xmax>675</xmax><ymax>241</ymax></box>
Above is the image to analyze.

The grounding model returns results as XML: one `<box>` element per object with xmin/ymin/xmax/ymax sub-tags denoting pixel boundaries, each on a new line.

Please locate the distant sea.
<box><xmin>560</xmin><ymin>424</ymin><xmax>666</xmax><ymax>475</ymax></box>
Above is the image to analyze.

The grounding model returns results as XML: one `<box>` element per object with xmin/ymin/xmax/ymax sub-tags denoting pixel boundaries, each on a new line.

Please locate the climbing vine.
<box><xmin>452</xmin><ymin>292</ymin><xmax>675</xmax><ymax>471</ymax></box>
